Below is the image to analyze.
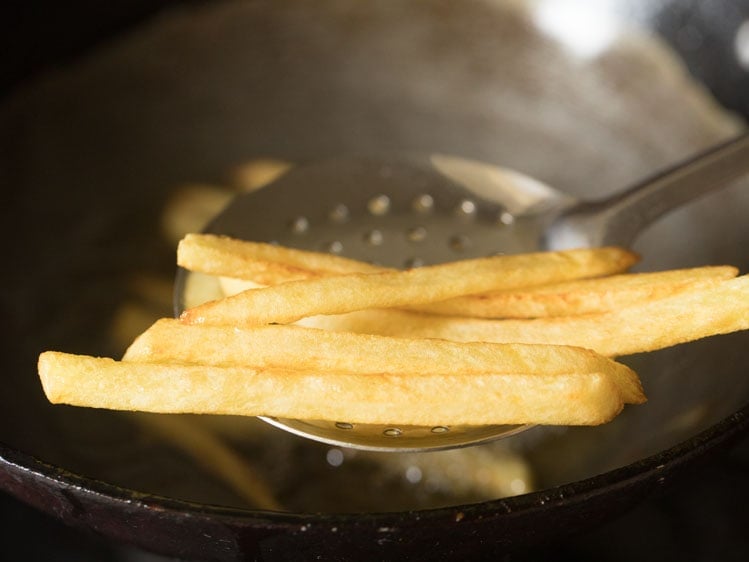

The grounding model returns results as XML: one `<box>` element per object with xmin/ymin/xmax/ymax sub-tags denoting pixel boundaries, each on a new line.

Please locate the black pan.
<box><xmin>2</xmin><ymin>1</ymin><xmax>748</xmax><ymax>559</ymax></box>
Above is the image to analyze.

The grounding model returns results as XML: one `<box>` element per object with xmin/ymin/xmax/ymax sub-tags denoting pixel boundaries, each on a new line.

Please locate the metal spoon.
<box><xmin>176</xmin><ymin>132</ymin><xmax>749</xmax><ymax>452</ymax></box>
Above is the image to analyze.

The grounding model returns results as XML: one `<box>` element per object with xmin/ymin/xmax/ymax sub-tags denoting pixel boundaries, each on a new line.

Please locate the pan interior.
<box><xmin>1</xmin><ymin>0</ymin><xmax>748</xmax><ymax>514</ymax></box>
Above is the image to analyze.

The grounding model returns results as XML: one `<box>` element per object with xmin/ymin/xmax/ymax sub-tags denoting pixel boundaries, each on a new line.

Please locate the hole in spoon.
<box><xmin>406</xmin><ymin>226</ymin><xmax>428</xmax><ymax>242</ymax></box>
<box><xmin>412</xmin><ymin>194</ymin><xmax>435</xmax><ymax>214</ymax></box>
<box><xmin>455</xmin><ymin>199</ymin><xmax>477</xmax><ymax>217</ymax></box>
<box><xmin>289</xmin><ymin>216</ymin><xmax>310</xmax><ymax>234</ymax></box>
<box><xmin>364</xmin><ymin>229</ymin><xmax>384</xmax><ymax>246</ymax></box>
<box><xmin>324</xmin><ymin>240</ymin><xmax>344</xmax><ymax>254</ymax></box>
<box><xmin>367</xmin><ymin>194</ymin><xmax>391</xmax><ymax>216</ymax></box>
<box><xmin>498</xmin><ymin>210</ymin><xmax>515</xmax><ymax>225</ymax></box>
<box><xmin>328</xmin><ymin>203</ymin><xmax>350</xmax><ymax>223</ymax></box>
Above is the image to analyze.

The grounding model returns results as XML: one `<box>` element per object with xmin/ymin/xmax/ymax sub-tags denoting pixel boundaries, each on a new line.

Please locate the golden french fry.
<box><xmin>178</xmin><ymin>233</ymin><xmax>380</xmax><ymax>285</ymax></box>
<box><xmin>181</xmin><ymin>247</ymin><xmax>638</xmax><ymax>327</ymax></box>
<box><xmin>219</xmin><ymin>266</ymin><xmax>738</xmax><ymax>319</ymax></box>
<box><xmin>413</xmin><ymin>266</ymin><xmax>738</xmax><ymax>318</ymax></box>
<box><xmin>123</xmin><ymin>319</ymin><xmax>645</xmax><ymax>404</ymax></box>
<box><xmin>301</xmin><ymin>275</ymin><xmax>749</xmax><ymax>357</ymax></box>
<box><xmin>38</xmin><ymin>351</ymin><xmax>635</xmax><ymax>426</ymax></box>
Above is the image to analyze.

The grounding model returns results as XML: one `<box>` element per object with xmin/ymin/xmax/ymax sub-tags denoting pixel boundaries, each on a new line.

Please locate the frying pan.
<box><xmin>2</xmin><ymin>0</ymin><xmax>749</xmax><ymax>559</ymax></box>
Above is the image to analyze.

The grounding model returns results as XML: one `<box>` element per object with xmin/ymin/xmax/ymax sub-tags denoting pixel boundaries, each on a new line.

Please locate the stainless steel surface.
<box><xmin>259</xmin><ymin>417</ymin><xmax>531</xmax><ymax>453</ymax></box>
<box><xmin>546</xmin><ymin>132</ymin><xmax>749</xmax><ymax>249</ymax></box>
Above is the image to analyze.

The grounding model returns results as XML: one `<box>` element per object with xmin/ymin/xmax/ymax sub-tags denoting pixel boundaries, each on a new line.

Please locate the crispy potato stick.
<box><xmin>123</xmin><ymin>319</ymin><xmax>644</xmax><ymax>404</ymax></box>
<box><xmin>180</xmin><ymin>247</ymin><xmax>638</xmax><ymax>327</ymax></box>
<box><xmin>39</xmin><ymin>351</ymin><xmax>635</xmax><ymax>426</ymax></box>
<box><xmin>301</xmin><ymin>274</ymin><xmax>749</xmax><ymax>357</ymax></box>
<box><xmin>412</xmin><ymin>266</ymin><xmax>738</xmax><ymax>318</ymax></box>
<box><xmin>219</xmin><ymin>266</ymin><xmax>738</xmax><ymax>319</ymax></box>
<box><xmin>178</xmin><ymin>233</ymin><xmax>380</xmax><ymax>285</ymax></box>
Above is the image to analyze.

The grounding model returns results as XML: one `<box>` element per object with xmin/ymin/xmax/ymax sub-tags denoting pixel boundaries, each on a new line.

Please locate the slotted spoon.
<box><xmin>175</xmin><ymin>132</ymin><xmax>748</xmax><ymax>451</ymax></box>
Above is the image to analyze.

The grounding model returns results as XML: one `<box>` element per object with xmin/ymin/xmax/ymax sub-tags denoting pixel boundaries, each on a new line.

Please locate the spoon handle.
<box><xmin>547</xmin><ymin>132</ymin><xmax>749</xmax><ymax>250</ymax></box>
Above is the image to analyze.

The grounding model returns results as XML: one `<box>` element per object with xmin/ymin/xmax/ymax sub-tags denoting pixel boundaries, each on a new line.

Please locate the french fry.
<box><xmin>300</xmin><ymin>275</ymin><xmax>749</xmax><ymax>357</ymax></box>
<box><xmin>38</xmin><ymin>351</ymin><xmax>635</xmax><ymax>426</ymax></box>
<box><xmin>36</xmin><ymin>224</ymin><xmax>749</xmax><ymax>434</ymax></box>
<box><xmin>218</xmin><ymin>266</ymin><xmax>738</xmax><ymax>319</ymax></box>
<box><xmin>180</xmin><ymin>247</ymin><xmax>638</xmax><ymax>327</ymax></box>
<box><xmin>410</xmin><ymin>266</ymin><xmax>738</xmax><ymax>318</ymax></box>
<box><xmin>123</xmin><ymin>319</ymin><xmax>645</xmax><ymax>404</ymax></box>
<box><xmin>178</xmin><ymin>233</ymin><xmax>380</xmax><ymax>285</ymax></box>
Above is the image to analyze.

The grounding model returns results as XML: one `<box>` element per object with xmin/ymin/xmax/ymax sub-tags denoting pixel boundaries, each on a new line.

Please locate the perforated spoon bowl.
<box><xmin>175</xmin><ymin>132</ymin><xmax>749</xmax><ymax>452</ymax></box>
